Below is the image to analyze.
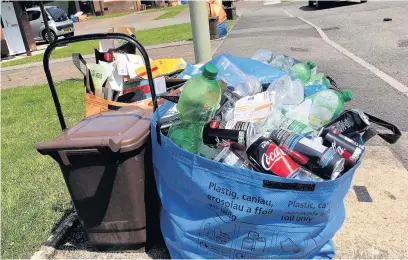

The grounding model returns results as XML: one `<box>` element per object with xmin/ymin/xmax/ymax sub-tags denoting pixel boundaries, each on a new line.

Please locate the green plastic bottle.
<box><xmin>306</xmin><ymin>89</ymin><xmax>353</xmax><ymax>117</ymax></box>
<box><xmin>306</xmin><ymin>73</ymin><xmax>330</xmax><ymax>86</ymax></box>
<box><xmin>168</xmin><ymin>64</ymin><xmax>221</xmax><ymax>154</ymax></box>
<box><xmin>290</xmin><ymin>61</ymin><xmax>316</xmax><ymax>84</ymax></box>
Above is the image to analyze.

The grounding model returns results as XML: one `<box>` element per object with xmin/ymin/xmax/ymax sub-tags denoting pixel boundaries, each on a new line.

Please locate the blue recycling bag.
<box><xmin>151</xmin><ymin>101</ymin><xmax>358</xmax><ymax>259</ymax></box>
<box><xmin>206</xmin><ymin>53</ymin><xmax>287</xmax><ymax>85</ymax></box>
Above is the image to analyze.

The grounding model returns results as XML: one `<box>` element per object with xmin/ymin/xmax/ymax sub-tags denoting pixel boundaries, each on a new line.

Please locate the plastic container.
<box><xmin>224</xmin><ymin>6</ymin><xmax>237</xmax><ymax>20</ymax></box>
<box><xmin>209</xmin><ymin>17</ymin><xmax>219</xmax><ymax>40</ymax></box>
<box><xmin>36</xmin><ymin>107</ymin><xmax>153</xmax><ymax>247</ymax></box>
<box><xmin>38</xmin><ymin>33</ymin><xmax>162</xmax><ymax>250</ymax></box>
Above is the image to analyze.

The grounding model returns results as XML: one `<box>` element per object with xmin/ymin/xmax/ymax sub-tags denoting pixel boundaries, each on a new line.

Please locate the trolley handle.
<box><xmin>43</xmin><ymin>33</ymin><xmax>158</xmax><ymax>131</ymax></box>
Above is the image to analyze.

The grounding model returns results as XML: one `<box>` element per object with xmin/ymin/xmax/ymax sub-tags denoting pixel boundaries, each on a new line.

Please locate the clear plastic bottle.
<box><xmin>289</xmin><ymin>169</ymin><xmax>323</xmax><ymax>181</ymax></box>
<box><xmin>215</xmin><ymin>56</ymin><xmax>262</xmax><ymax>97</ymax></box>
<box><xmin>269</xmin><ymin>55</ymin><xmax>295</xmax><ymax>72</ymax></box>
<box><xmin>285</xmin><ymin>99</ymin><xmax>313</xmax><ymax>125</ymax></box>
<box><xmin>259</xmin><ymin>106</ymin><xmax>315</xmax><ymax>136</ymax></box>
<box><xmin>168</xmin><ymin>64</ymin><xmax>222</xmax><ymax>154</ymax></box>
<box><xmin>267</xmin><ymin>75</ymin><xmax>304</xmax><ymax>112</ymax></box>
<box><xmin>251</xmin><ymin>49</ymin><xmax>273</xmax><ymax>64</ymax></box>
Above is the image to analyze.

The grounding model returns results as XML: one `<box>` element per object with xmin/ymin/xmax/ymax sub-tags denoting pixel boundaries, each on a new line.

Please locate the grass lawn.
<box><xmin>1</xmin><ymin>80</ymin><xmax>84</xmax><ymax>259</ymax></box>
<box><xmin>1</xmin><ymin>21</ymin><xmax>236</xmax><ymax>68</ymax></box>
<box><xmin>153</xmin><ymin>5</ymin><xmax>189</xmax><ymax>20</ymax></box>
<box><xmin>87</xmin><ymin>12</ymin><xmax>134</xmax><ymax>21</ymax></box>
<box><xmin>0</xmin><ymin>20</ymin><xmax>237</xmax><ymax>257</ymax></box>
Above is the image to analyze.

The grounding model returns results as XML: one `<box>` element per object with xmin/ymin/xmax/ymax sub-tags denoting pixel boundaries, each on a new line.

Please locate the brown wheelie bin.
<box><xmin>37</xmin><ymin>107</ymin><xmax>152</xmax><ymax>247</ymax></box>
<box><xmin>36</xmin><ymin>33</ymin><xmax>163</xmax><ymax>249</ymax></box>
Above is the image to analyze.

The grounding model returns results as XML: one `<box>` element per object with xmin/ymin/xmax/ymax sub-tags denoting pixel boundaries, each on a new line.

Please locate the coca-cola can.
<box><xmin>319</xmin><ymin>128</ymin><xmax>365</xmax><ymax>164</ymax></box>
<box><xmin>246</xmin><ymin>137</ymin><xmax>300</xmax><ymax>178</ymax></box>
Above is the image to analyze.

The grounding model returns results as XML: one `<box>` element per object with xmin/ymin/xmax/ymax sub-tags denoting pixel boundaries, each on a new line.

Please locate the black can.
<box><xmin>203</xmin><ymin>121</ymin><xmax>255</xmax><ymax>148</ymax></box>
<box><xmin>319</xmin><ymin>128</ymin><xmax>365</xmax><ymax>164</ymax></box>
<box><xmin>325</xmin><ymin>109</ymin><xmax>370</xmax><ymax>135</ymax></box>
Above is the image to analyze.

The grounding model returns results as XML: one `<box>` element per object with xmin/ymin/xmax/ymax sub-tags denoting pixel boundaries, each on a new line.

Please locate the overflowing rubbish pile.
<box><xmin>40</xmin><ymin>33</ymin><xmax>401</xmax><ymax>259</ymax></box>
<box><xmin>158</xmin><ymin>50</ymin><xmax>370</xmax><ymax>181</ymax></box>
<box><xmin>71</xmin><ymin>33</ymin><xmax>188</xmax><ymax>116</ymax></box>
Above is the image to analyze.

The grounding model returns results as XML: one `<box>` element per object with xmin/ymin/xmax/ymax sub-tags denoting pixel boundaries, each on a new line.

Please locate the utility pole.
<box><xmin>39</xmin><ymin>1</ymin><xmax>53</xmax><ymax>43</ymax></box>
<box><xmin>188</xmin><ymin>1</ymin><xmax>211</xmax><ymax>64</ymax></box>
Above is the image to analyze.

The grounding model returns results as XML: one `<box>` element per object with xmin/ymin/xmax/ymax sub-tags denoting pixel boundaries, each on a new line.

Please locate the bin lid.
<box><xmin>36</xmin><ymin>106</ymin><xmax>152</xmax><ymax>154</ymax></box>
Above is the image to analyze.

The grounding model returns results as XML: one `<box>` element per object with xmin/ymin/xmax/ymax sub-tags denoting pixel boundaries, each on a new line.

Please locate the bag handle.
<box><xmin>363</xmin><ymin>112</ymin><xmax>401</xmax><ymax>144</ymax></box>
<box><xmin>43</xmin><ymin>33</ymin><xmax>158</xmax><ymax>131</ymax></box>
<box><xmin>325</xmin><ymin>76</ymin><xmax>401</xmax><ymax>144</ymax></box>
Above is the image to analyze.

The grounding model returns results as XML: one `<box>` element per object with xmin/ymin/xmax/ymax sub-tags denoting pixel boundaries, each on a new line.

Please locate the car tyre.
<box><xmin>316</xmin><ymin>1</ymin><xmax>333</xmax><ymax>9</ymax></box>
<box><xmin>308</xmin><ymin>1</ymin><xmax>314</xmax><ymax>7</ymax></box>
<box><xmin>42</xmin><ymin>30</ymin><xmax>57</xmax><ymax>43</ymax></box>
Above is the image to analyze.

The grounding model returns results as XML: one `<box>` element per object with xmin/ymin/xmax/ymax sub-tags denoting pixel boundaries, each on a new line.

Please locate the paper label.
<box><xmin>153</xmin><ymin>76</ymin><xmax>167</xmax><ymax>95</ymax></box>
<box><xmin>87</xmin><ymin>63</ymin><xmax>114</xmax><ymax>98</ymax></box>
<box><xmin>299</xmin><ymin>138</ymin><xmax>326</xmax><ymax>154</ymax></box>
<box><xmin>234</xmin><ymin>92</ymin><xmax>273</xmax><ymax>122</ymax></box>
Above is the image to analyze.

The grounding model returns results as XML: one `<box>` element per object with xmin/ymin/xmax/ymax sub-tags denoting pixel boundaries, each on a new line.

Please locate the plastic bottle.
<box><xmin>307</xmin><ymin>89</ymin><xmax>353</xmax><ymax>129</ymax></box>
<box><xmin>168</xmin><ymin>64</ymin><xmax>222</xmax><ymax>154</ymax></box>
<box><xmin>234</xmin><ymin>76</ymin><xmax>262</xmax><ymax>97</ymax></box>
<box><xmin>290</xmin><ymin>61</ymin><xmax>316</xmax><ymax>84</ymax></box>
<box><xmin>304</xmin><ymin>83</ymin><xmax>329</xmax><ymax>97</ymax></box>
<box><xmin>306</xmin><ymin>73</ymin><xmax>330</xmax><ymax>86</ymax></box>
<box><xmin>261</xmin><ymin>110</ymin><xmax>315</xmax><ymax>136</ymax></box>
<box><xmin>215</xmin><ymin>56</ymin><xmax>262</xmax><ymax>97</ymax></box>
<box><xmin>285</xmin><ymin>99</ymin><xmax>313</xmax><ymax>125</ymax></box>
<box><xmin>251</xmin><ymin>49</ymin><xmax>273</xmax><ymax>64</ymax></box>
<box><xmin>307</xmin><ymin>89</ymin><xmax>352</xmax><ymax>116</ymax></box>
<box><xmin>269</xmin><ymin>55</ymin><xmax>295</xmax><ymax>72</ymax></box>
<box><xmin>267</xmin><ymin>75</ymin><xmax>304</xmax><ymax>112</ymax></box>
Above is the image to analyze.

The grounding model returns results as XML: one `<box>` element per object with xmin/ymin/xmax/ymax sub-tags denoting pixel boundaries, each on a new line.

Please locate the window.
<box><xmin>47</xmin><ymin>7</ymin><xmax>68</xmax><ymax>22</ymax></box>
<box><xmin>28</xmin><ymin>11</ymin><xmax>41</xmax><ymax>21</ymax></box>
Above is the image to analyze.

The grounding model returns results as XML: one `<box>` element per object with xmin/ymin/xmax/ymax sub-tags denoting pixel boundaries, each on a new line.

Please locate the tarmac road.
<box><xmin>216</xmin><ymin>0</ymin><xmax>408</xmax><ymax>169</ymax></box>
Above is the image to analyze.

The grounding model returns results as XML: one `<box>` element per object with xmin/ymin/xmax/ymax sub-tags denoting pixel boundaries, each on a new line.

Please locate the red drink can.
<box><xmin>246</xmin><ymin>137</ymin><xmax>300</xmax><ymax>178</ymax></box>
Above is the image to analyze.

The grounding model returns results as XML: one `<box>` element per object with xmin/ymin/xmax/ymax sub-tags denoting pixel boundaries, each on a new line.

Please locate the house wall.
<box><xmin>102</xmin><ymin>0</ymin><xmax>139</xmax><ymax>13</ymax></box>
<box><xmin>21</xmin><ymin>15</ymin><xmax>37</xmax><ymax>51</ymax></box>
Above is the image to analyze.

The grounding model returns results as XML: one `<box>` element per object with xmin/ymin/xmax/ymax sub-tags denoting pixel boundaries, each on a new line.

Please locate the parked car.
<box><xmin>26</xmin><ymin>6</ymin><xmax>74</xmax><ymax>43</ymax></box>
<box><xmin>308</xmin><ymin>0</ymin><xmax>367</xmax><ymax>9</ymax></box>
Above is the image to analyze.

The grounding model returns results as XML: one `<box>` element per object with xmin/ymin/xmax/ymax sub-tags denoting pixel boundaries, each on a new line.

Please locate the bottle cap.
<box><xmin>342</xmin><ymin>90</ymin><xmax>353</xmax><ymax>101</ymax></box>
<box><xmin>203</xmin><ymin>64</ymin><xmax>218</xmax><ymax>80</ymax></box>
<box><xmin>307</xmin><ymin>61</ymin><xmax>316</xmax><ymax>69</ymax></box>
